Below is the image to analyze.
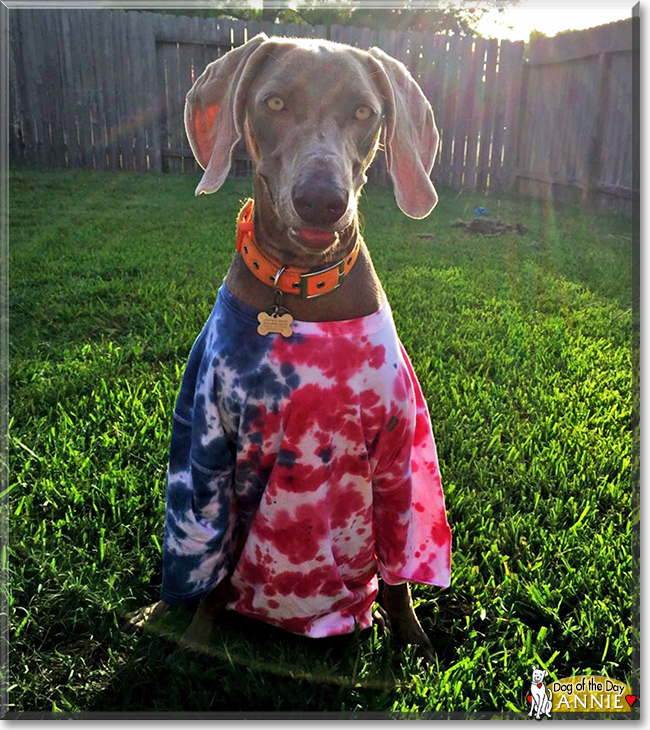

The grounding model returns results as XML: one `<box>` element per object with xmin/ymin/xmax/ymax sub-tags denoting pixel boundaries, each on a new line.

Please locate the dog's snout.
<box><xmin>292</xmin><ymin>179</ymin><xmax>348</xmax><ymax>227</ymax></box>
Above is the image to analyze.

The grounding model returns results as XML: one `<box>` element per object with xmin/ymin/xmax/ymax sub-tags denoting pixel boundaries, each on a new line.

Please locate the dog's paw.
<box><xmin>395</xmin><ymin>622</ymin><xmax>435</xmax><ymax>665</ymax></box>
<box><xmin>122</xmin><ymin>601</ymin><xmax>168</xmax><ymax>633</ymax></box>
<box><xmin>383</xmin><ymin>607</ymin><xmax>435</xmax><ymax>663</ymax></box>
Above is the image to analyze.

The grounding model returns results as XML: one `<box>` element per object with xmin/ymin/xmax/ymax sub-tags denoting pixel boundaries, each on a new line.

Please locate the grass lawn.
<box><xmin>7</xmin><ymin>168</ymin><xmax>637</xmax><ymax>716</ymax></box>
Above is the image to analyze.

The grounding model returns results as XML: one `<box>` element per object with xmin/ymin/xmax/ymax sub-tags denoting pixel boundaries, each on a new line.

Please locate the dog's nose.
<box><xmin>292</xmin><ymin>180</ymin><xmax>348</xmax><ymax>227</ymax></box>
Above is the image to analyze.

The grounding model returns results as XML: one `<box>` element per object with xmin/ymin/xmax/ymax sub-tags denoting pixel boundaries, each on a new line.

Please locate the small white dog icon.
<box><xmin>529</xmin><ymin>665</ymin><xmax>552</xmax><ymax>720</ymax></box>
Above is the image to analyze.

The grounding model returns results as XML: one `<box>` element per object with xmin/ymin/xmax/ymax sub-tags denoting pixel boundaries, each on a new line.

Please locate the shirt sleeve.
<box><xmin>372</xmin><ymin>343</ymin><xmax>452</xmax><ymax>588</ymax></box>
<box><xmin>161</xmin><ymin>324</ymin><xmax>238</xmax><ymax>604</ymax></box>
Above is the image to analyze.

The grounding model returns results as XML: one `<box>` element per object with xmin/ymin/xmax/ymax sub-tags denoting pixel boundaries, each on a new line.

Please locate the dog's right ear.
<box><xmin>185</xmin><ymin>33</ymin><xmax>269</xmax><ymax>196</ymax></box>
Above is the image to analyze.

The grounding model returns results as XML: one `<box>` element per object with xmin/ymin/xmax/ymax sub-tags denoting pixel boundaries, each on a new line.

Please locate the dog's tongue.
<box><xmin>298</xmin><ymin>227</ymin><xmax>337</xmax><ymax>248</ymax></box>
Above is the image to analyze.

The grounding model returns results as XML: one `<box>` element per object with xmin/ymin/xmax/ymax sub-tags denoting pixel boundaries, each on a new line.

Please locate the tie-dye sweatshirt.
<box><xmin>161</xmin><ymin>284</ymin><xmax>451</xmax><ymax>638</ymax></box>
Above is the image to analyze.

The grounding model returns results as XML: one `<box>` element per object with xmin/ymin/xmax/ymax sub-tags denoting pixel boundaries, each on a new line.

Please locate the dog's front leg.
<box><xmin>380</xmin><ymin>582</ymin><xmax>434</xmax><ymax>663</ymax></box>
<box><xmin>181</xmin><ymin>578</ymin><xmax>232</xmax><ymax>646</ymax></box>
<box><xmin>182</xmin><ymin>527</ymin><xmax>248</xmax><ymax>646</ymax></box>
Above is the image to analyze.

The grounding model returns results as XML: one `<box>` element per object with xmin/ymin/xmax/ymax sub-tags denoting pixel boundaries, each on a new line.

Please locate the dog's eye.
<box><xmin>265</xmin><ymin>96</ymin><xmax>285</xmax><ymax>112</ymax></box>
<box><xmin>354</xmin><ymin>105</ymin><xmax>374</xmax><ymax>121</ymax></box>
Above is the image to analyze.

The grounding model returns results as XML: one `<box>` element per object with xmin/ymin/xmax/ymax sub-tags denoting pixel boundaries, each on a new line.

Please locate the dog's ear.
<box><xmin>532</xmin><ymin>665</ymin><xmax>537</xmax><ymax>671</ymax></box>
<box><xmin>368</xmin><ymin>47</ymin><xmax>439</xmax><ymax>219</ymax></box>
<box><xmin>185</xmin><ymin>33</ymin><xmax>269</xmax><ymax>196</ymax></box>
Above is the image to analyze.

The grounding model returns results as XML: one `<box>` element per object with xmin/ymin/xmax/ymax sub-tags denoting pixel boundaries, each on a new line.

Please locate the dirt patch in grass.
<box><xmin>449</xmin><ymin>218</ymin><xmax>530</xmax><ymax>236</ymax></box>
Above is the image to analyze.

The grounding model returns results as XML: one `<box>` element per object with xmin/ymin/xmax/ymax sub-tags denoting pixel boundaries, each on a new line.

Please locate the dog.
<box><xmin>529</xmin><ymin>666</ymin><xmax>552</xmax><ymax>719</ymax></box>
<box><xmin>132</xmin><ymin>35</ymin><xmax>452</xmax><ymax>662</ymax></box>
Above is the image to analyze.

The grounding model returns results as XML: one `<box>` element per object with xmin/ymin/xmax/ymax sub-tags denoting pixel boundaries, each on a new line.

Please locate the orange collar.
<box><xmin>235</xmin><ymin>199</ymin><xmax>360</xmax><ymax>299</ymax></box>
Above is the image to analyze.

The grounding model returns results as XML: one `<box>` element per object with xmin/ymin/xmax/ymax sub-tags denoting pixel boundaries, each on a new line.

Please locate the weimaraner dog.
<box><xmin>130</xmin><ymin>34</ymin><xmax>451</xmax><ymax>664</ymax></box>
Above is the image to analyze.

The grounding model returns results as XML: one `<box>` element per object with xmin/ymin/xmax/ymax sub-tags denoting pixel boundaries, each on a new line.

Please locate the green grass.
<box><xmin>7</xmin><ymin>168</ymin><xmax>636</xmax><ymax>716</ymax></box>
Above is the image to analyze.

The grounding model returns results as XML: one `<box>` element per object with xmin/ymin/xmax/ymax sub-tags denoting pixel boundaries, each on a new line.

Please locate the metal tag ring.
<box><xmin>273</xmin><ymin>266</ymin><xmax>287</xmax><ymax>289</ymax></box>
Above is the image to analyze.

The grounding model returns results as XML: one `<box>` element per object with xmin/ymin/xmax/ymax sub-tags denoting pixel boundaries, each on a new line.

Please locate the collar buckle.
<box><xmin>299</xmin><ymin>259</ymin><xmax>347</xmax><ymax>299</ymax></box>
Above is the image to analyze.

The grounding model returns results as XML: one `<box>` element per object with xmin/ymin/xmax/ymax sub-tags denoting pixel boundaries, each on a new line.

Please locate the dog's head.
<box><xmin>531</xmin><ymin>666</ymin><xmax>548</xmax><ymax>684</ymax></box>
<box><xmin>184</xmin><ymin>35</ymin><xmax>438</xmax><ymax>264</ymax></box>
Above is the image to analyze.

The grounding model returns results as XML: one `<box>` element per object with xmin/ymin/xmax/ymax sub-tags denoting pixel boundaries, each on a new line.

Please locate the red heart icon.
<box><xmin>625</xmin><ymin>695</ymin><xmax>637</xmax><ymax>707</ymax></box>
<box><xmin>527</xmin><ymin>694</ymin><xmax>532</xmax><ymax>704</ymax></box>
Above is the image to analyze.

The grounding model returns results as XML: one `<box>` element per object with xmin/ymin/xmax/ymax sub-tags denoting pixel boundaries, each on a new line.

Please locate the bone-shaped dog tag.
<box><xmin>257</xmin><ymin>310</ymin><xmax>294</xmax><ymax>337</ymax></box>
<box><xmin>258</xmin><ymin>276</ymin><xmax>294</xmax><ymax>337</ymax></box>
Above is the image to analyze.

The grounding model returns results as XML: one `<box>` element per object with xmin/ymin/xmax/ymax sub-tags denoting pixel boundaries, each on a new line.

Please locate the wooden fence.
<box><xmin>515</xmin><ymin>21</ymin><xmax>637</xmax><ymax>213</ymax></box>
<box><xmin>8</xmin><ymin>9</ymin><xmax>636</xmax><ymax>212</ymax></box>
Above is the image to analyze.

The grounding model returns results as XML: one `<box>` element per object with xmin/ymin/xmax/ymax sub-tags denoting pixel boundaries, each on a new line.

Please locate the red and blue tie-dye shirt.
<box><xmin>161</xmin><ymin>284</ymin><xmax>451</xmax><ymax>638</ymax></box>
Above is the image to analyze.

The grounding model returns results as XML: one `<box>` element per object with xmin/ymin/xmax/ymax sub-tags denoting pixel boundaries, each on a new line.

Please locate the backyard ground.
<box><xmin>7</xmin><ymin>168</ymin><xmax>637</xmax><ymax>716</ymax></box>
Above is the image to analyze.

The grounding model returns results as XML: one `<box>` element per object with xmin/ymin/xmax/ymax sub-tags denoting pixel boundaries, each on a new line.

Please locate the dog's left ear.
<box><xmin>368</xmin><ymin>47</ymin><xmax>439</xmax><ymax>219</ymax></box>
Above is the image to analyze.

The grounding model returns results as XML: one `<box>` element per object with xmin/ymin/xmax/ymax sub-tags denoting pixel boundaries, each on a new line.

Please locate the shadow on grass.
<box><xmin>84</xmin><ymin>606</ymin><xmax>414</xmax><ymax>712</ymax></box>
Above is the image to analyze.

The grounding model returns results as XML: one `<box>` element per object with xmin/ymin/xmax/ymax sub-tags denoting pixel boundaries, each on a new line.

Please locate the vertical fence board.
<box><xmin>87</xmin><ymin>9</ymin><xmax>105</xmax><ymax>169</ymax></box>
<box><xmin>126</xmin><ymin>11</ymin><xmax>146</xmax><ymax>171</ymax></box>
<box><xmin>499</xmin><ymin>40</ymin><xmax>525</xmax><ymax>192</ymax></box>
<box><xmin>112</xmin><ymin>10</ymin><xmax>133</xmax><ymax>170</ymax></box>
<box><xmin>89</xmin><ymin>9</ymin><xmax>111</xmax><ymax>170</ymax></box>
<box><xmin>77</xmin><ymin>11</ymin><xmax>99</xmax><ymax>168</ymax></box>
<box><xmin>358</xmin><ymin>25</ymin><xmax>375</xmax><ymax>50</ymax></box>
<box><xmin>8</xmin><ymin>14</ymin><xmax>23</xmax><ymax>165</ymax></box>
<box><xmin>431</xmin><ymin>35</ymin><xmax>449</xmax><ymax>184</ymax></box>
<box><xmin>330</xmin><ymin>24</ymin><xmax>348</xmax><ymax>46</ymax></box>
<box><xmin>585</xmin><ymin>52</ymin><xmax>611</xmax><ymax>204</ymax></box>
<box><xmin>20</xmin><ymin>9</ymin><xmax>47</xmax><ymax>166</ymax></box>
<box><xmin>487</xmin><ymin>41</ymin><xmax>508</xmax><ymax>191</ymax></box>
<box><xmin>176</xmin><ymin>15</ymin><xmax>195</xmax><ymax>174</ymax></box>
<box><xmin>475</xmin><ymin>38</ymin><xmax>498</xmax><ymax>191</ymax></box>
<box><xmin>155</xmin><ymin>21</ymin><xmax>169</xmax><ymax>170</ymax></box>
<box><xmin>449</xmin><ymin>36</ymin><xmax>474</xmax><ymax>189</ymax></box>
<box><xmin>120</xmin><ymin>8</ymin><xmax>139</xmax><ymax>171</ymax></box>
<box><xmin>187</xmin><ymin>16</ymin><xmax>205</xmax><ymax>175</ymax></box>
<box><xmin>437</xmin><ymin>35</ymin><xmax>462</xmax><ymax>189</ymax></box>
<box><xmin>30</xmin><ymin>9</ymin><xmax>52</xmax><ymax>166</ymax></box>
<box><xmin>160</xmin><ymin>16</ymin><xmax>181</xmax><ymax>172</ymax></box>
<box><xmin>231</xmin><ymin>17</ymin><xmax>246</xmax><ymax>48</ymax></box>
<box><xmin>463</xmin><ymin>38</ymin><xmax>487</xmax><ymax>190</ymax></box>
<box><xmin>102</xmin><ymin>8</ymin><xmax>120</xmax><ymax>170</ymax></box>
<box><xmin>419</xmin><ymin>33</ymin><xmax>444</xmax><ymax>188</ymax></box>
<box><xmin>140</xmin><ymin>12</ymin><xmax>161</xmax><ymax>172</ymax></box>
<box><xmin>432</xmin><ymin>35</ymin><xmax>452</xmax><ymax>188</ymax></box>
<box><xmin>601</xmin><ymin>50</ymin><xmax>633</xmax><ymax>192</ymax></box>
<box><xmin>9</xmin><ymin>13</ymin><xmax>27</xmax><ymax>165</ymax></box>
<box><xmin>41</xmin><ymin>11</ymin><xmax>67</xmax><ymax>168</ymax></box>
<box><xmin>58</xmin><ymin>9</ymin><xmax>80</xmax><ymax>168</ymax></box>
